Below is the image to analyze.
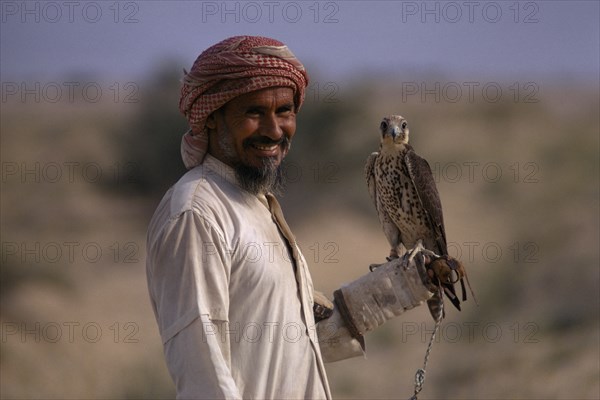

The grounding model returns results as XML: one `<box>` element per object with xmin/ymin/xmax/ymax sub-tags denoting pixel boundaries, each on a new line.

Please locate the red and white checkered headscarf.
<box><xmin>179</xmin><ymin>35</ymin><xmax>309</xmax><ymax>169</ymax></box>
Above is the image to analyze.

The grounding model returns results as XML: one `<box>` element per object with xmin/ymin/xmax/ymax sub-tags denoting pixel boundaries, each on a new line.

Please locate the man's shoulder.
<box><xmin>167</xmin><ymin>164</ymin><xmax>235</xmax><ymax>216</ymax></box>
<box><xmin>147</xmin><ymin>164</ymin><xmax>235</xmax><ymax>241</ymax></box>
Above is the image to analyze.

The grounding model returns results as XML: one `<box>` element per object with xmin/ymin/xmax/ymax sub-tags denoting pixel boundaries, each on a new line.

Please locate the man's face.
<box><xmin>207</xmin><ymin>87</ymin><xmax>297</xmax><ymax>194</ymax></box>
<box><xmin>208</xmin><ymin>86</ymin><xmax>296</xmax><ymax>168</ymax></box>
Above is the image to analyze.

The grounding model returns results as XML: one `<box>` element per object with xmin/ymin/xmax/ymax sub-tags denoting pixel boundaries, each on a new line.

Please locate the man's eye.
<box><xmin>277</xmin><ymin>106</ymin><xmax>294</xmax><ymax>115</ymax></box>
<box><xmin>246</xmin><ymin>108</ymin><xmax>262</xmax><ymax>116</ymax></box>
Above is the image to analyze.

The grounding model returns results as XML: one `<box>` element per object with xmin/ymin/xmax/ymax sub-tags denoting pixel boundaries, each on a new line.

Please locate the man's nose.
<box><xmin>260</xmin><ymin>114</ymin><xmax>284</xmax><ymax>141</ymax></box>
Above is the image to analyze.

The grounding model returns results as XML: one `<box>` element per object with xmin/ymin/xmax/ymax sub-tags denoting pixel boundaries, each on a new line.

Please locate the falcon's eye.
<box><xmin>380</xmin><ymin>121</ymin><xmax>388</xmax><ymax>131</ymax></box>
<box><xmin>401</xmin><ymin>121</ymin><xmax>408</xmax><ymax>130</ymax></box>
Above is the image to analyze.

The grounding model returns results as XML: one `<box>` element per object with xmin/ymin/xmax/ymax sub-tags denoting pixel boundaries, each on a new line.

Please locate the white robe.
<box><xmin>146</xmin><ymin>155</ymin><xmax>362</xmax><ymax>399</ymax></box>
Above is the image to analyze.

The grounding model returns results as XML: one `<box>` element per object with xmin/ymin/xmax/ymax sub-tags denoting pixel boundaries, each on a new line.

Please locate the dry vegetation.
<box><xmin>1</xmin><ymin>70</ymin><xmax>598</xmax><ymax>399</ymax></box>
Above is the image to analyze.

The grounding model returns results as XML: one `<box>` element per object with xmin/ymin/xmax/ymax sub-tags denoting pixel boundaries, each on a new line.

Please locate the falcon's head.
<box><xmin>380</xmin><ymin>115</ymin><xmax>409</xmax><ymax>147</ymax></box>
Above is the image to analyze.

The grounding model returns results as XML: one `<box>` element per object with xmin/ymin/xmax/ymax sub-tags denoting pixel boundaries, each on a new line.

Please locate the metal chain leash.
<box><xmin>408</xmin><ymin>293</ymin><xmax>444</xmax><ymax>400</ymax></box>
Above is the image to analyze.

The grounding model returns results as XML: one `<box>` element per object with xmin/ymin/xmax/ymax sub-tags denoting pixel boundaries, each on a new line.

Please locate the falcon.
<box><xmin>365</xmin><ymin>115</ymin><xmax>473</xmax><ymax>319</ymax></box>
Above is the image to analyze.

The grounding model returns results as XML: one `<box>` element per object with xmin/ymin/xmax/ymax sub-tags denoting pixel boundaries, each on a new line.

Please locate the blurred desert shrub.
<box><xmin>109</xmin><ymin>62</ymin><xmax>188</xmax><ymax>198</ymax></box>
<box><xmin>283</xmin><ymin>87</ymin><xmax>374</xmax><ymax>216</ymax></box>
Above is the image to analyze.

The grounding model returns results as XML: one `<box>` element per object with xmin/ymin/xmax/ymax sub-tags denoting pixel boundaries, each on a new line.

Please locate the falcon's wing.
<box><xmin>405</xmin><ymin>149</ymin><xmax>460</xmax><ymax>317</ymax></box>
<box><xmin>365</xmin><ymin>152</ymin><xmax>402</xmax><ymax>256</ymax></box>
<box><xmin>364</xmin><ymin>152</ymin><xmax>378</xmax><ymax>208</ymax></box>
<box><xmin>405</xmin><ymin>149</ymin><xmax>448</xmax><ymax>256</ymax></box>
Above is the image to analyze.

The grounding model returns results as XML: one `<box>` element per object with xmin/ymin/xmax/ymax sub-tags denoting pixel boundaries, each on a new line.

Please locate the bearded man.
<box><xmin>146</xmin><ymin>36</ymin><xmax>435</xmax><ymax>399</ymax></box>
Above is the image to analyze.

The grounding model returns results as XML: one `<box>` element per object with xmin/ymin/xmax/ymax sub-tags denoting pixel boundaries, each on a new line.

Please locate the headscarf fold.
<box><xmin>179</xmin><ymin>36</ymin><xmax>309</xmax><ymax>169</ymax></box>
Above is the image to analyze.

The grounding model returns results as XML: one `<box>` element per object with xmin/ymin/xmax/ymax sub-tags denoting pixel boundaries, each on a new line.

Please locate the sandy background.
<box><xmin>2</xmin><ymin>1</ymin><xmax>599</xmax><ymax>399</ymax></box>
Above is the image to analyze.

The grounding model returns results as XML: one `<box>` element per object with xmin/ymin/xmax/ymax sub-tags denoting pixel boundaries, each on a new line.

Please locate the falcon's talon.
<box><xmin>406</xmin><ymin>244</ymin><xmax>419</xmax><ymax>263</ymax></box>
<box><xmin>420</xmin><ymin>248</ymin><xmax>439</xmax><ymax>259</ymax></box>
<box><xmin>369</xmin><ymin>263</ymin><xmax>383</xmax><ymax>272</ymax></box>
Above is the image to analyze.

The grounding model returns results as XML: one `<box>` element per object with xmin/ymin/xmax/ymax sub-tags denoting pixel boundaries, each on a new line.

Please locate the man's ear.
<box><xmin>206</xmin><ymin>113</ymin><xmax>217</xmax><ymax>130</ymax></box>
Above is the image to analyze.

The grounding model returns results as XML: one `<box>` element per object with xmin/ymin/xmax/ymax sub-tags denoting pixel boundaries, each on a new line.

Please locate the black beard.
<box><xmin>233</xmin><ymin>157</ymin><xmax>285</xmax><ymax>196</ymax></box>
<box><xmin>231</xmin><ymin>136</ymin><xmax>290</xmax><ymax>195</ymax></box>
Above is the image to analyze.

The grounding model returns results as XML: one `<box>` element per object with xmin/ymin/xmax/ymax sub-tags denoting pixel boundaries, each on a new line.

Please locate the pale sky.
<box><xmin>1</xmin><ymin>0</ymin><xmax>599</xmax><ymax>84</ymax></box>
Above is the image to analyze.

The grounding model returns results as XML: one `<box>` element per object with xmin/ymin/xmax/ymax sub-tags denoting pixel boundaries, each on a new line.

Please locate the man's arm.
<box><xmin>316</xmin><ymin>305</ymin><xmax>366</xmax><ymax>363</ymax></box>
<box><xmin>147</xmin><ymin>210</ymin><xmax>242</xmax><ymax>399</ymax></box>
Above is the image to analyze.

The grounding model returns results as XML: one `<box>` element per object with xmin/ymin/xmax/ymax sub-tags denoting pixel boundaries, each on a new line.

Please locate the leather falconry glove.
<box><xmin>332</xmin><ymin>242</ymin><xmax>436</xmax><ymax>351</ymax></box>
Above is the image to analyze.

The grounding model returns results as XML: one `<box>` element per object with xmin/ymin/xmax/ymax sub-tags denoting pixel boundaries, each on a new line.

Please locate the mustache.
<box><xmin>243</xmin><ymin>136</ymin><xmax>290</xmax><ymax>149</ymax></box>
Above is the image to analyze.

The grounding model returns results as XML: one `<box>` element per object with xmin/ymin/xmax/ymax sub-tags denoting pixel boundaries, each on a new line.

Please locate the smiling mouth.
<box><xmin>252</xmin><ymin>143</ymin><xmax>279</xmax><ymax>152</ymax></box>
<box><xmin>245</xmin><ymin>137</ymin><xmax>290</xmax><ymax>157</ymax></box>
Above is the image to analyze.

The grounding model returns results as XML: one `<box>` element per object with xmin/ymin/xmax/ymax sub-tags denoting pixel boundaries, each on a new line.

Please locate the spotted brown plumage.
<box><xmin>365</xmin><ymin>115</ymin><xmax>471</xmax><ymax>320</ymax></box>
